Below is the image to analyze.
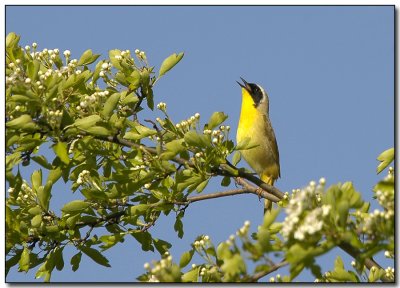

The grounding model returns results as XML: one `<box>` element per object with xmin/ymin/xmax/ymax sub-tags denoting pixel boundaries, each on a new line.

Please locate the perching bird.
<box><xmin>236</xmin><ymin>77</ymin><xmax>280</xmax><ymax>213</ymax></box>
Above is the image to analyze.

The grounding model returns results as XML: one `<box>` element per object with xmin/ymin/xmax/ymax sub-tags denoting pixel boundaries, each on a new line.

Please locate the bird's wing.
<box><xmin>263</xmin><ymin>114</ymin><xmax>280</xmax><ymax>177</ymax></box>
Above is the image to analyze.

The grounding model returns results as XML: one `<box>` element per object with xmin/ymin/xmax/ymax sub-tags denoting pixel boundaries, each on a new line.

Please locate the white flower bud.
<box><xmin>63</xmin><ymin>50</ymin><xmax>71</xmax><ymax>57</ymax></box>
<box><xmin>32</xmin><ymin>42</ymin><xmax>37</xmax><ymax>48</ymax></box>
<box><xmin>25</xmin><ymin>78</ymin><xmax>31</xmax><ymax>84</ymax></box>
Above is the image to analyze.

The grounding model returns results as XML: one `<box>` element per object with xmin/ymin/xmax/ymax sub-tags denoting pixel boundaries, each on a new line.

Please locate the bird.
<box><xmin>236</xmin><ymin>77</ymin><xmax>280</xmax><ymax>214</ymax></box>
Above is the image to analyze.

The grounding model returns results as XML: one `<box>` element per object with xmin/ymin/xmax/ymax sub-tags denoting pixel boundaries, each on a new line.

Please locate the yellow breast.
<box><xmin>236</xmin><ymin>88</ymin><xmax>279</xmax><ymax>181</ymax></box>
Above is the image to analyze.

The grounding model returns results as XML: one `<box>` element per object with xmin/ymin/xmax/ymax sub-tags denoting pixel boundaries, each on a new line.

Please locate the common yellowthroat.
<box><xmin>236</xmin><ymin>78</ymin><xmax>280</xmax><ymax>213</ymax></box>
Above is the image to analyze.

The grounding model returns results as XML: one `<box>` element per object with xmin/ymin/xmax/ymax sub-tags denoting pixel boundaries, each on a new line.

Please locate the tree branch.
<box><xmin>175</xmin><ymin>186</ymin><xmax>280</xmax><ymax>205</ymax></box>
<box><xmin>338</xmin><ymin>242</ymin><xmax>393</xmax><ymax>282</ymax></box>
<box><xmin>93</xmin><ymin>134</ymin><xmax>284</xmax><ymax>202</ymax></box>
<box><xmin>248</xmin><ymin>260</ymin><xmax>288</xmax><ymax>282</ymax></box>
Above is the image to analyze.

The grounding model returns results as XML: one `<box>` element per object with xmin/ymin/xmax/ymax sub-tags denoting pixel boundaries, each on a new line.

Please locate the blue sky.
<box><xmin>6</xmin><ymin>5</ymin><xmax>394</xmax><ymax>282</ymax></box>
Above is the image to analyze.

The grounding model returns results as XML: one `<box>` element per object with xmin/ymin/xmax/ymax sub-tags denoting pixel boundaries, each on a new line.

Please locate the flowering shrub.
<box><xmin>5</xmin><ymin>32</ymin><xmax>394</xmax><ymax>282</ymax></box>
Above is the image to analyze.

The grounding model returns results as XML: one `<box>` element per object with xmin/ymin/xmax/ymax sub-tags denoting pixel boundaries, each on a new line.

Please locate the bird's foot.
<box><xmin>234</xmin><ymin>177</ymin><xmax>242</xmax><ymax>187</ymax></box>
<box><xmin>255</xmin><ymin>187</ymin><xmax>263</xmax><ymax>201</ymax></box>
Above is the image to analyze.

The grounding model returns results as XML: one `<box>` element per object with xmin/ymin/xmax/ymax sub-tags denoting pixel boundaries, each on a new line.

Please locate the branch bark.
<box><xmin>249</xmin><ymin>260</ymin><xmax>288</xmax><ymax>282</ymax></box>
<box><xmin>338</xmin><ymin>242</ymin><xmax>393</xmax><ymax>282</ymax></box>
<box><xmin>94</xmin><ymin>134</ymin><xmax>284</xmax><ymax>202</ymax></box>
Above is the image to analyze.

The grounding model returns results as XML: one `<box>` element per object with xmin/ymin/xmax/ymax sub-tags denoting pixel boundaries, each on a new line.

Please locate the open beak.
<box><xmin>236</xmin><ymin>77</ymin><xmax>252</xmax><ymax>93</ymax></box>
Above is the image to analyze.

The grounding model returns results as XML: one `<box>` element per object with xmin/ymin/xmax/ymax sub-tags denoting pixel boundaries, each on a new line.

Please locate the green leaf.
<box><xmin>179</xmin><ymin>249</ymin><xmax>194</xmax><ymax>268</ymax></box>
<box><xmin>329</xmin><ymin>256</ymin><xmax>359</xmax><ymax>282</ymax></box>
<box><xmin>221</xmin><ymin>176</ymin><xmax>231</xmax><ymax>187</ymax></box>
<box><xmin>31</xmin><ymin>155</ymin><xmax>52</xmax><ymax>169</ymax></box>
<box><xmin>206</xmin><ymin>111</ymin><xmax>228</xmax><ymax>130</ymax></box>
<box><xmin>153</xmin><ymin>238</ymin><xmax>172</xmax><ymax>255</ymax></box>
<box><xmin>61</xmin><ymin>200</ymin><xmax>89</xmax><ymax>214</ymax></box>
<box><xmin>77</xmin><ymin>49</ymin><xmax>100</xmax><ymax>66</ymax></box>
<box><xmin>6</xmin><ymin>32</ymin><xmax>20</xmax><ymax>49</ymax></box>
<box><xmin>184</xmin><ymin>131</ymin><xmax>211</xmax><ymax>148</ymax></box>
<box><xmin>28</xmin><ymin>206</ymin><xmax>42</xmax><ymax>215</ymax></box>
<box><xmin>63</xmin><ymin>73</ymin><xmax>87</xmax><ymax>90</ymax></box>
<box><xmin>128</xmin><ymin>204</ymin><xmax>149</xmax><ymax>216</ymax></box>
<box><xmin>159</xmin><ymin>52</ymin><xmax>184</xmax><ymax>77</ymax></box>
<box><xmin>27</xmin><ymin>60</ymin><xmax>41</xmax><ymax>81</ymax></box>
<box><xmin>31</xmin><ymin>169</ymin><xmax>42</xmax><ymax>193</ymax></box>
<box><xmin>368</xmin><ymin>267</ymin><xmax>385</xmax><ymax>282</ymax></box>
<box><xmin>100</xmin><ymin>234</ymin><xmax>123</xmax><ymax>251</ymax></box>
<box><xmin>232</xmin><ymin>151</ymin><xmax>241</xmax><ymax>166</ymax></box>
<box><xmin>132</xmin><ymin>231</ymin><xmax>154</xmax><ymax>252</ymax></box>
<box><xmin>6</xmin><ymin>114</ymin><xmax>34</xmax><ymax>129</ymax></box>
<box><xmin>161</xmin><ymin>139</ymin><xmax>185</xmax><ymax>160</ymax></box>
<box><xmin>37</xmin><ymin>183</ymin><xmax>51</xmax><ymax>210</ymax></box>
<box><xmin>11</xmin><ymin>94</ymin><xmax>40</xmax><ymax>103</ymax></box>
<box><xmin>262</xmin><ymin>207</ymin><xmax>280</xmax><ymax>228</ymax></box>
<box><xmin>85</xmin><ymin>126</ymin><xmax>111</xmax><ymax>136</ymax></box>
<box><xmin>221</xmin><ymin>253</ymin><xmax>246</xmax><ymax>278</ymax></box>
<box><xmin>101</xmin><ymin>92</ymin><xmax>120</xmax><ymax>119</ymax></box>
<box><xmin>31</xmin><ymin>214</ymin><xmax>42</xmax><ymax>227</ymax></box>
<box><xmin>47</xmin><ymin>167</ymin><xmax>63</xmax><ymax>184</ymax></box>
<box><xmin>18</xmin><ymin>247</ymin><xmax>30</xmax><ymax>272</ymax></box>
<box><xmin>147</xmin><ymin>90</ymin><xmax>155</xmax><ymax>111</ymax></box>
<box><xmin>337</xmin><ymin>201</ymin><xmax>349</xmax><ymax>227</ymax></box>
<box><xmin>124</xmin><ymin>124</ymin><xmax>157</xmax><ymax>140</ymax></box>
<box><xmin>53</xmin><ymin>141</ymin><xmax>70</xmax><ymax>165</ymax></box>
<box><xmin>182</xmin><ymin>267</ymin><xmax>199</xmax><ymax>282</ymax></box>
<box><xmin>196</xmin><ymin>178</ymin><xmax>209</xmax><ymax>193</ymax></box>
<box><xmin>216</xmin><ymin>242</ymin><xmax>232</xmax><ymax>260</ymax></box>
<box><xmin>79</xmin><ymin>246</ymin><xmax>111</xmax><ymax>267</ymax></box>
<box><xmin>70</xmin><ymin>252</ymin><xmax>82</xmax><ymax>272</ymax></box>
<box><xmin>128</xmin><ymin>70</ymin><xmax>141</xmax><ymax>90</ymax></box>
<box><xmin>54</xmin><ymin>247</ymin><xmax>65</xmax><ymax>271</ymax></box>
<box><xmin>376</xmin><ymin>148</ymin><xmax>394</xmax><ymax>174</ymax></box>
<box><xmin>6</xmin><ymin>249</ymin><xmax>23</xmax><ymax>276</ymax></box>
<box><xmin>121</xmin><ymin>92</ymin><xmax>139</xmax><ymax>105</ymax></box>
<box><xmin>174</xmin><ymin>214</ymin><xmax>184</xmax><ymax>239</ymax></box>
<box><xmin>72</xmin><ymin>115</ymin><xmax>102</xmax><ymax>130</ymax></box>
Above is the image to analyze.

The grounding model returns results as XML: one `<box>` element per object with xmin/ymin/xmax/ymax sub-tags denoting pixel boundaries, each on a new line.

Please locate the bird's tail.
<box><xmin>261</xmin><ymin>174</ymin><xmax>275</xmax><ymax>214</ymax></box>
